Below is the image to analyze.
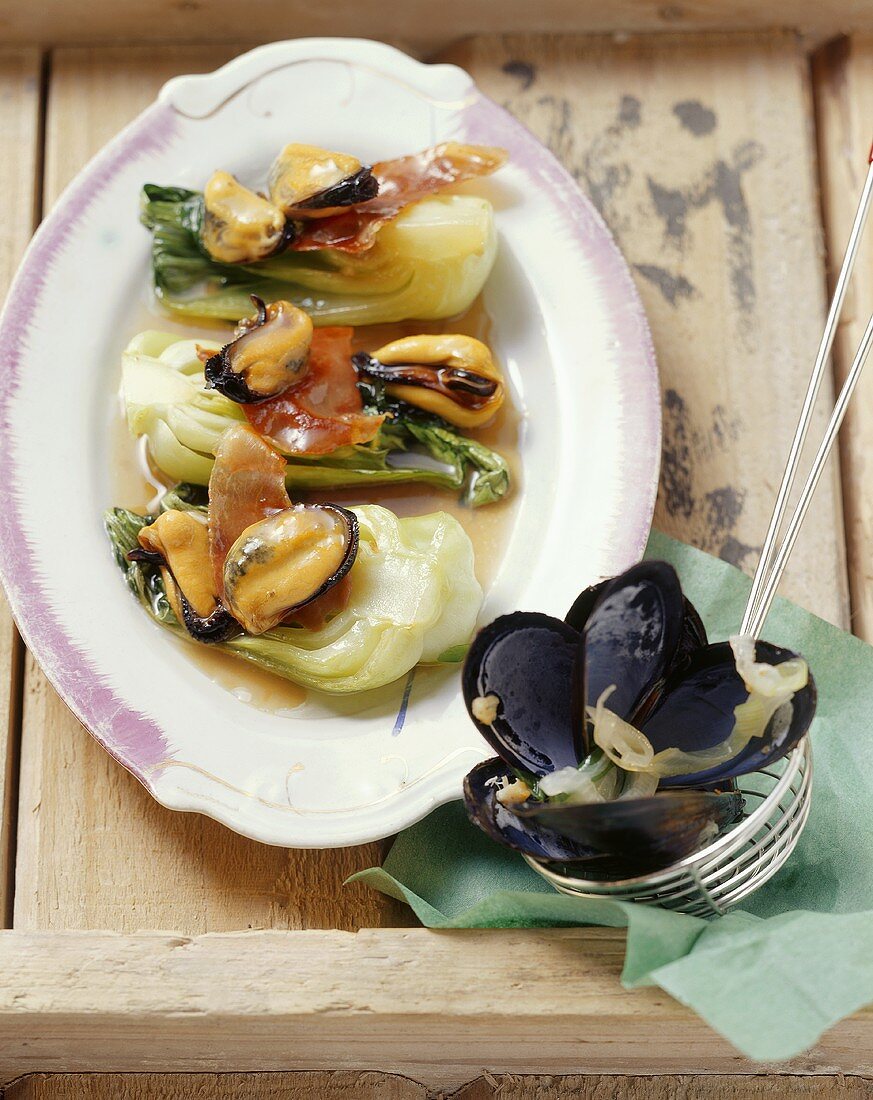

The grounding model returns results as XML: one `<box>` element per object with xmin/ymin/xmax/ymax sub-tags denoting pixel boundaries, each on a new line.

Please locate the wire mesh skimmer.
<box><xmin>528</xmin><ymin>145</ymin><xmax>873</xmax><ymax>916</ymax></box>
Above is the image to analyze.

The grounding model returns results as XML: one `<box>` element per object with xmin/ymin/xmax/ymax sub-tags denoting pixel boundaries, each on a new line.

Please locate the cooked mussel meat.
<box><xmin>353</xmin><ymin>335</ymin><xmax>504</xmax><ymax>429</ymax></box>
<box><xmin>461</xmin><ymin>560</ymin><xmax>816</xmax><ymax>875</ymax></box>
<box><xmin>129</xmin><ymin>509</ymin><xmax>237</xmax><ymax>643</ymax></box>
<box><xmin>268</xmin><ymin>143</ymin><xmax>378</xmax><ymax>218</ymax></box>
<box><xmin>204</xmin><ymin>296</ymin><xmax>314</xmax><ymax>404</ymax></box>
<box><xmin>222</xmin><ymin>504</ymin><xmax>358</xmax><ymax>635</ymax></box>
<box><xmin>201</xmin><ymin>171</ymin><xmax>292</xmax><ymax>264</ymax></box>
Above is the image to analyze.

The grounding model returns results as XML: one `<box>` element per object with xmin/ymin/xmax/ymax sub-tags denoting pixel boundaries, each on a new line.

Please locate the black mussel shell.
<box><xmin>204</xmin><ymin>295</ymin><xmax>269</xmax><ymax>405</ymax></box>
<box><xmin>179</xmin><ymin>597</ymin><xmax>239</xmax><ymax>643</ymax></box>
<box><xmin>567</xmin><ymin>571</ymin><xmax>705</xmax><ymax>685</ymax></box>
<box><xmin>582</xmin><ymin>562</ymin><xmax>684</xmax><ymax>719</ymax></box>
<box><xmin>204</xmin><ymin>295</ymin><xmax>312</xmax><ymax>405</ymax></box>
<box><xmin>204</xmin><ymin>350</ymin><xmax>261</xmax><ymax>405</ymax></box>
<box><xmin>571</xmin><ymin>563</ymin><xmax>685</xmax><ymax>759</ymax></box>
<box><xmin>463</xmin><ymin>758</ymin><xmax>605</xmax><ymax>864</ymax></box>
<box><xmin>462</xmin><ymin>612</ymin><xmax>583</xmax><ymax>776</ymax></box>
<box><xmin>627</xmin><ymin>597</ymin><xmax>710</xmax><ymax>729</ymax></box>
<box><xmin>127</xmin><ymin>547</ymin><xmax>239</xmax><ymax>644</ymax></box>
<box><xmin>514</xmin><ymin>788</ymin><xmax>744</xmax><ymax>872</ymax></box>
<box><xmin>677</xmin><ymin>597</ymin><xmax>708</xmax><ymax>662</ymax></box>
<box><xmin>295</xmin><ymin>166</ymin><xmax>379</xmax><ymax>211</ymax></box>
<box><xmin>641</xmin><ymin>640</ymin><xmax>816</xmax><ymax>789</ymax></box>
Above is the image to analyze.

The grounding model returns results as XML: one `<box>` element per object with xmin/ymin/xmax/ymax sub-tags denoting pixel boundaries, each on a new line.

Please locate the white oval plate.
<box><xmin>0</xmin><ymin>39</ymin><xmax>660</xmax><ymax>847</ymax></box>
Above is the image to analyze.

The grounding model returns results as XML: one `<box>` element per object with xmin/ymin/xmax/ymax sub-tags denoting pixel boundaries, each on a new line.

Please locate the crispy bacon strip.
<box><xmin>208</xmin><ymin>424</ymin><xmax>290</xmax><ymax>599</ymax></box>
<box><xmin>242</xmin><ymin>327</ymin><xmax>383</xmax><ymax>456</ymax></box>
<box><xmin>290</xmin><ymin>142</ymin><xmax>507</xmax><ymax>254</ymax></box>
<box><xmin>207</xmin><ymin>424</ymin><xmax>351</xmax><ymax>630</ymax></box>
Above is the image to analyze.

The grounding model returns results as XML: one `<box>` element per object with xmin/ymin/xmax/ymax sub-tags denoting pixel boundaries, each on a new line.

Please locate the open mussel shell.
<box><xmin>462</xmin><ymin>612</ymin><xmax>583</xmax><ymax>777</ymax></box>
<box><xmin>268</xmin><ymin>144</ymin><xmax>379</xmax><ymax>217</ymax></box>
<box><xmin>352</xmin><ymin>334</ymin><xmax>505</xmax><ymax>430</ymax></box>
<box><xmin>643</xmin><ymin>640</ymin><xmax>817</xmax><ymax>789</ymax></box>
<box><xmin>567</xmin><ymin>573</ymin><xmax>706</xmax><ymax>678</ymax></box>
<box><xmin>514</xmin><ymin>788</ymin><xmax>745</xmax><ymax>873</ymax></box>
<box><xmin>129</xmin><ymin>545</ymin><xmax>240</xmax><ymax>644</ymax></box>
<box><xmin>204</xmin><ymin>296</ymin><xmax>313</xmax><ymax>405</ymax></box>
<box><xmin>565</xmin><ymin>563</ymin><xmax>687</xmax><ymax>759</ymax></box>
<box><xmin>463</xmin><ymin>759</ymin><xmax>606</xmax><ymax>865</ymax></box>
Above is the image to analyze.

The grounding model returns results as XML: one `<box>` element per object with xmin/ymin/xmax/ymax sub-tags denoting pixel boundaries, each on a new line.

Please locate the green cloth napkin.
<box><xmin>352</xmin><ymin>532</ymin><xmax>873</xmax><ymax>1061</ymax></box>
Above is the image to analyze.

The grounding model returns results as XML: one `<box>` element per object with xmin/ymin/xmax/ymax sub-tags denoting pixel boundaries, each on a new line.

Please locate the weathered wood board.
<box><xmin>0</xmin><ymin>928</ymin><xmax>872</xmax><ymax>1086</ymax></box>
<box><xmin>0</xmin><ymin>27</ymin><xmax>870</xmax><ymax>1100</ymax></box>
<box><xmin>441</xmin><ymin>32</ymin><xmax>850</xmax><ymax>629</ymax></box>
<box><xmin>0</xmin><ymin>49</ymin><xmax>42</xmax><ymax>927</ymax></box>
<box><xmin>813</xmin><ymin>34</ymin><xmax>873</xmax><ymax>641</ymax></box>
<box><xmin>7</xmin><ymin>1070</ymin><xmax>873</xmax><ymax>1098</ymax></box>
<box><xmin>4</xmin><ymin>0</ymin><xmax>873</xmax><ymax>50</ymax></box>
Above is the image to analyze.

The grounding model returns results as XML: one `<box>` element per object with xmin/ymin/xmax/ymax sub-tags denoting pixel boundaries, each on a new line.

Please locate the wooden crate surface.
<box><xmin>5</xmin><ymin>1</ymin><xmax>873</xmax><ymax>48</ymax></box>
<box><xmin>0</xmin><ymin>24</ymin><xmax>872</xmax><ymax>1099</ymax></box>
<box><xmin>7</xmin><ymin>1073</ymin><xmax>873</xmax><ymax>1098</ymax></box>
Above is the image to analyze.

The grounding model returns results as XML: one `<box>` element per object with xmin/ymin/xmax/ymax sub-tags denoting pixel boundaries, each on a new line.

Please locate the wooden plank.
<box><xmin>6</xmin><ymin>1071</ymin><xmax>873</xmax><ymax>1099</ymax></box>
<box><xmin>0</xmin><ymin>929</ymin><xmax>872</xmax><ymax>1086</ymax></box>
<box><xmin>452</xmin><ymin>1079</ymin><xmax>873</xmax><ymax>1099</ymax></box>
<box><xmin>4</xmin><ymin>1071</ymin><xmax>426</xmax><ymax>1098</ymax></box>
<box><xmin>13</xmin><ymin>46</ymin><xmax>407</xmax><ymax>935</ymax></box>
<box><xmin>3</xmin><ymin>1</ymin><xmax>873</xmax><ymax>50</ymax></box>
<box><xmin>441</xmin><ymin>32</ymin><xmax>850</xmax><ymax>627</ymax></box>
<box><xmin>0</xmin><ymin>49</ymin><xmax>42</xmax><ymax>927</ymax></box>
<box><xmin>0</xmin><ymin>928</ymin><xmax>870</xmax><ymax>1082</ymax></box>
<box><xmin>812</xmin><ymin>35</ymin><xmax>873</xmax><ymax>641</ymax></box>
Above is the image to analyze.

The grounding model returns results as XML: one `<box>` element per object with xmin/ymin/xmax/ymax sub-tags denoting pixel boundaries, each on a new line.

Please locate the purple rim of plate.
<box><xmin>0</xmin><ymin>64</ymin><xmax>660</xmax><ymax>808</ymax></box>
<box><xmin>0</xmin><ymin>101</ymin><xmax>179</xmax><ymax>777</ymax></box>
<box><xmin>461</xmin><ymin>91</ymin><xmax>660</xmax><ymax>563</ymax></box>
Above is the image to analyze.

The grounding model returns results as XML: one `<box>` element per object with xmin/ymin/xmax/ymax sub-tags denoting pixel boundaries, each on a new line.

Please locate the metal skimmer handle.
<box><xmin>740</xmin><ymin>147</ymin><xmax>873</xmax><ymax>637</ymax></box>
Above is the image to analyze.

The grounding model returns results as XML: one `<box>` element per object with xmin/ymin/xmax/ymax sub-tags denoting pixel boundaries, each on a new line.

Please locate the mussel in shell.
<box><xmin>639</xmin><ymin>638</ymin><xmax>816</xmax><ymax>789</ymax></box>
<box><xmin>201</xmin><ymin>171</ymin><xmax>294</xmax><ymax>264</ymax></box>
<box><xmin>461</xmin><ymin>560</ymin><xmax>816</xmax><ymax>875</ymax></box>
<box><xmin>129</xmin><ymin>509</ymin><xmax>238</xmax><ymax>643</ymax></box>
<box><xmin>268</xmin><ymin>143</ymin><xmax>379</xmax><ymax>218</ymax></box>
<box><xmin>464</xmin><ymin>758</ymin><xmax>604</xmax><ymax>864</ymax></box>
<box><xmin>204</xmin><ymin>296</ymin><xmax>314</xmax><ymax>404</ymax></box>
<box><xmin>352</xmin><ymin>334</ymin><xmax>505</xmax><ymax>429</ymax></box>
<box><xmin>222</xmin><ymin>503</ymin><xmax>359</xmax><ymax>636</ymax></box>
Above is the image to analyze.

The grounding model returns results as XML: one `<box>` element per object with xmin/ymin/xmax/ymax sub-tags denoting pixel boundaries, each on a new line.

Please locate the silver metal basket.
<box><xmin>525</xmin><ymin>738</ymin><xmax>812</xmax><ymax>918</ymax></box>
